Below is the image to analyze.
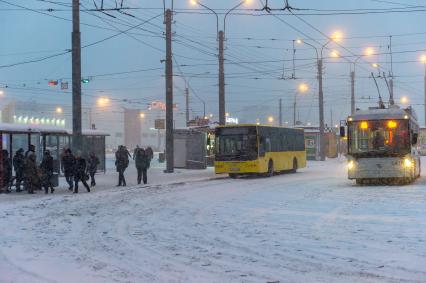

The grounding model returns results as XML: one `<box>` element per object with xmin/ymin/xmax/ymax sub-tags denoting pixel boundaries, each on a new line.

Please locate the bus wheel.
<box><xmin>266</xmin><ymin>160</ymin><xmax>274</xmax><ymax>177</ymax></box>
<box><xmin>291</xmin><ymin>158</ymin><xmax>298</xmax><ymax>173</ymax></box>
<box><xmin>229</xmin><ymin>173</ymin><xmax>238</xmax><ymax>179</ymax></box>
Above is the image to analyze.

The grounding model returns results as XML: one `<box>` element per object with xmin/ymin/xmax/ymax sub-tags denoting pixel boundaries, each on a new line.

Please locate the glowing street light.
<box><xmin>56</xmin><ymin>107</ymin><xmax>63</xmax><ymax>114</ymax></box>
<box><xmin>330</xmin><ymin>30</ymin><xmax>343</xmax><ymax>42</ymax></box>
<box><xmin>364</xmin><ymin>47</ymin><xmax>375</xmax><ymax>56</ymax></box>
<box><xmin>400</xmin><ymin>96</ymin><xmax>409</xmax><ymax>104</ymax></box>
<box><xmin>294</xmin><ymin>30</ymin><xmax>343</xmax><ymax>161</ymax></box>
<box><xmin>294</xmin><ymin>83</ymin><xmax>309</xmax><ymax>126</ymax></box>
<box><xmin>190</xmin><ymin>0</ymin><xmax>251</xmax><ymax>125</ymax></box>
<box><xmin>267</xmin><ymin>116</ymin><xmax>274</xmax><ymax>124</ymax></box>
<box><xmin>0</xmin><ymin>90</ymin><xmax>4</xmax><ymax>96</ymax></box>
<box><xmin>140</xmin><ymin>112</ymin><xmax>146</xmax><ymax>119</ymax></box>
<box><xmin>330</xmin><ymin>50</ymin><xmax>340</xmax><ymax>58</ymax></box>
<box><xmin>97</xmin><ymin>97</ymin><xmax>110</xmax><ymax>107</ymax></box>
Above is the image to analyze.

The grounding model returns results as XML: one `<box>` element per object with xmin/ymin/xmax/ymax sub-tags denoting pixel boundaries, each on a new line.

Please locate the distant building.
<box><xmin>124</xmin><ymin>108</ymin><xmax>142</xmax><ymax>151</ymax></box>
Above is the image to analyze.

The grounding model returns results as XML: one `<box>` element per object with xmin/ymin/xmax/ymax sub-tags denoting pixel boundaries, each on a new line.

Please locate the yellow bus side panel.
<box><xmin>215</xmin><ymin>151</ymin><xmax>307</xmax><ymax>174</ymax></box>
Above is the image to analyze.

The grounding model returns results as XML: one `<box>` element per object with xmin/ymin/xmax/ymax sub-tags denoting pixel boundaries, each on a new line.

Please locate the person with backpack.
<box><xmin>13</xmin><ymin>148</ymin><xmax>25</xmax><ymax>192</ymax></box>
<box><xmin>40</xmin><ymin>150</ymin><xmax>54</xmax><ymax>194</ymax></box>
<box><xmin>87</xmin><ymin>152</ymin><xmax>100</xmax><ymax>187</ymax></box>
<box><xmin>73</xmin><ymin>151</ymin><xmax>90</xmax><ymax>194</ymax></box>
<box><xmin>62</xmin><ymin>148</ymin><xmax>75</xmax><ymax>191</ymax></box>
<box><xmin>135</xmin><ymin>148</ymin><xmax>150</xmax><ymax>185</ymax></box>
<box><xmin>1</xmin><ymin>150</ymin><xmax>12</xmax><ymax>193</ymax></box>
<box><xmin>115</xmin><ymin>146</ymin><xmax>129</xmax><ymax>186</ymax></box>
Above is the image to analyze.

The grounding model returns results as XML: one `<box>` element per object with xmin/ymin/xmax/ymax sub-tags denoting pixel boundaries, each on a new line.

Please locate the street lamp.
<box><xmin>296</xmin><ymin>30</ymin><xmax>342</xmax><ymax>161</ymax></box>
<box><xmin>97</xmin><ymin>97</ymin><xmax>110</xmax><ymax>107</ymax></box>
<box><xmin>140</xmin><ymin>112</ymin><xmax>146</xmax><ymax>119</ymax></box>
<box><xmin>190</xmin><ymin>0</ymin><xmax>250</xmax><ymax>125</ymax></box>
<box><xmin>350</xmin><ymin>47</ymin><xmax>375</xmax><ymax>114</ymax></box>
<box><xmin>420</xmin><ymin>54</ymin><xmax>426</xmax><ymax>126</ymax></box>
<box><xmin>294</xmin><ymin>83</ymin><xmax>309</xmax><ymax>126</ymax></box>
<box><xmin>268</xmin><ymin>116</ymin><xmax>274</xmax><ymax>124</ymax></box>
<box><xmin>175</xmin><ymin>72</ymin><xmax>210</xmax><ymax>125</ymax></box>
<box><xmin>400</xmin><ymin>96</ymin><xmax>409</xmax><ymax>105</ymax></box>
<box><xmin>56</xmin><ymin>107</ymin><xmax>63</xmax><ymax>114</ymax></box>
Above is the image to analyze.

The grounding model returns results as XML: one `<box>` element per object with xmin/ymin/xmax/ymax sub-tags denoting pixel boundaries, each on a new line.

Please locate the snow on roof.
<box><xmin>0</xmin><ymin>122</ymin><xmax>109</xmax><ymax>136</ymax></box>
<box><xmin>350</xmin><ymin>107</ymin><xmax>415</xmax><ymax>122</ymax></box>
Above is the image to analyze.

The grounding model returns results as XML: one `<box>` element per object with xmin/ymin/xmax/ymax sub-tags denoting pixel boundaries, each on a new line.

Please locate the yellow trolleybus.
<box><xmin>215</xmin><ymin>125</ymin><xmax>306</xmax><ymax>177</ymax></box>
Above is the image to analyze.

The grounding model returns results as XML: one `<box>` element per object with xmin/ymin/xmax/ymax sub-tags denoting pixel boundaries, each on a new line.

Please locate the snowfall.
<box><xmin>1</xmin><ymin>155</ymin><xmax>426</xmax><ymax>283</ymax></box>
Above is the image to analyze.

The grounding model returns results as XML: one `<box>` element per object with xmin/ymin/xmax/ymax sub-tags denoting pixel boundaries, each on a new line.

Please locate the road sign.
<box><xmin>155</xmin><ymin>119</ymin><xmax>165</xmax><ymax>130</ymax></box>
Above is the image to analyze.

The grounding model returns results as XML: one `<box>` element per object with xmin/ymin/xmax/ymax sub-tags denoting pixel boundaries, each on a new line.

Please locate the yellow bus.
<box><xmin>215</xmin><ymin>124</ymin><xmax>306</xmax><ymax>178</ymax></box>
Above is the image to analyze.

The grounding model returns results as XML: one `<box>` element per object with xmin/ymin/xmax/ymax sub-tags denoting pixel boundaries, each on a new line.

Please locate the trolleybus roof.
<box><xmin>349</xmin><ymin>107</ymin><xmax>417</xmax><ymax>122</ymax></box>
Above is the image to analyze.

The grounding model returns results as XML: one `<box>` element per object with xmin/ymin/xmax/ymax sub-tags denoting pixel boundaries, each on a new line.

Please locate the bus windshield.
<box><xmin>215</xmin><ymin>127</ymin><xmax>258</xmax><ymax>161</ymax></box>
<box><xmin>348</xmin><ymin>119</ymin><xmax>410</xmax><ymax>157</ymax></box>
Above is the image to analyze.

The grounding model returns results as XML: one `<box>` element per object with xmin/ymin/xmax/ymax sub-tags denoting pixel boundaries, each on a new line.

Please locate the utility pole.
<box><xmin>350</xmin><ymin>70</ymin><xmax>355</xmax><ymax>114</ymax></box>
<box><xmin>389</xmin><ymin>78</ymin><xmax>394</xmax><ymax>105</ymax></box>
<box><xmin>218</xmin><ymin>30</ymin><xmax>225</xmax><ymax>125</ymax></box>
<box><xmin>318</xmin><ymin>59</ymin><xmax>325</xmax><ymax>161</ymax></box>
<box><xmin>185</xmin><ymin>86</ymin><xmax>189</xmax><ymax>126</ymax></box>
<box><xmin>293</xmin><ymin>99</ymin><xmax>296</xmax><ymax>126</ymax></box>
<box><xmin>164</xmin><ymin>9</ymin><xmax>174</xmax><ymax>173</ymax></box>
<box><xmin>72</xmin><ymin>0</ymin><xmax>82</xmax><ymax>152</ymax></box>
<box><xmin>424</xmin><ymin>65</ymin><xmax>426</xmax><ymax>126</ymax></box>
<box><xmin>279</xmin><ymin>99</ymin><xmax>282</xmax><ymax>126</ymax></box>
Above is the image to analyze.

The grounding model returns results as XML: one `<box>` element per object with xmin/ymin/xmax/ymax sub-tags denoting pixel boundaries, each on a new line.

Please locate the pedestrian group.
<box><xmin>1</xmin><ymin>145</ymin><xmax>99</xmax><ymax>194</ymax></box>
<box><xmin>1</xmin><ymin>144</ymin><xmax>152</xmax><ymax>194</ymax></box>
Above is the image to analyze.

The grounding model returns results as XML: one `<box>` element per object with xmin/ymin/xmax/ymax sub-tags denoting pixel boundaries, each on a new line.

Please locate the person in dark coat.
<box><xmin>73</xmin><ymin>151</ymin><xmax>90</xmax><ymax>194</ymax></box>
<box><xmin>115</xmin><ymin>145</ymin><xmax>128</xmax><ymax>186</ymax></box>
<box><xmin>40</xmin><ymin>150</ymin><xmax>54</xmax><ymax>194</ymax></box>
<box><xmin>87</xmin><ymin>152</ymin><xmax>99</xmax><ymax>187</ymax></box>
<box><xmin>25</xmin><ymin>144</ymin><xmax>36</xmax><ymax>158</ymax></box>
<box><xmin>62</xmin><ymin>148</ymin><xmax>75</xmax><ymax>191</ymax></box>
<box><xmin>13</xmin><ymin>148</ymin><xmax>25</xmax><ymax>192</ymax></box>
<box><xmin>133</xmin><ymin>145</ymin><xmax>140</xmax><ymax>160</ymax></box>
<box><xmin>24</xmin><ymin>152</ymin><xmax>39</xmax><ymax>194</ymax></box>
<box><xmin>145</xmin><ymin>146</ymin><xmax>154</xmax><ymax>162</ymax></box>
<box><xmin>135</xmin><ymin>148</ymin><xmax>150</xmax><ymax>185</ymax></box>
<box><xmin>1</xmin><ymin>150</ymin><xmax>12</xmax><ymax>193</ymax></box>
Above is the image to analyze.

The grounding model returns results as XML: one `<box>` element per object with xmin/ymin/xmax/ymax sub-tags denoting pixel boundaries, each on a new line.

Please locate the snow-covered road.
<box><xmin>1</xmin><ymin>158</ymin><xmax>426</xmax><ymax>283</ymax></box>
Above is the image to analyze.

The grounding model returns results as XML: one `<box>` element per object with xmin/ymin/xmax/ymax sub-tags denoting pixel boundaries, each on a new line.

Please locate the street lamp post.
<box><xmin>191</xmin><ymin>0</ymin><xmax>249</xmax><ymax>125</ymax></box>
<box><xmin>294</xmin><ymin>83</ymin><xmax>309</xmax><ymax>126</ymax></box>
<box><xmin>421</xmin><ymin>55</ymin><xmax>426</xmax><ymax>126</ymax></box>
<box><xmin>297</xmin><ymin>32</ymin><xmax>341</xmax><ymax>161</ymax></box>
<box><xmin>175</xmin><ymin>72</ymin><xmax>210</xmax><ymax>126</ymax></box>
<box><xmin>350</xmin><ymin>47</ymin><xmax>374</xmax><ymax>115</ymax></box>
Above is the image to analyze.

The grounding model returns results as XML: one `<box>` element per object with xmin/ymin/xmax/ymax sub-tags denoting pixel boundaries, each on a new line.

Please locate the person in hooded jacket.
<box><xmin>62</xmin><ymin>148</ymin><xmax>75</xmax><ymax>191</ymax></box>
<box><xmin>145</xmin><ymin>146</ymin><xmax>154</xmax><ymax>162</ymax></box>
<box><xmin>135</xmin><ymin>148</ymin><xmax>150</xmax><ymax>185</ymax></box>
<box><xmin>40</xmin><ymin>150</ymin><xmax>54</xmax><ymax>194</ymax></box>
<box><xmin>13</xmin><ymin>148</ymin><xmax>25</xmax><ymax>192</ymax></box>
<box><xmin>115</xmin><ymin>145</ymin><xmax>128</xmax><ymax>186</ymax></box>
<box><xmin>1</xmin><ymin>150</ymin><xmax>12</xmax><ymax>193</ymax></box>
<box><xmin>73</xmin><ymin>151</ymin><xmax>90</xmax><ymax>194</ymax></box>
<box><xmin>87</xmin><ymin>152</ymin><xmax>99</xmax><ymax>187</ymax></box>
<box><xmin>24</xmin><ymin>152</ymin><xmax>39</xmax><ymax>194</ymax></box>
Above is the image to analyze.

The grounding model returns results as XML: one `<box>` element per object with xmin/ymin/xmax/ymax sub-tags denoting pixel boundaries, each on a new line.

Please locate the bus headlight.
<box><xmin>404</xmin><ymin>158</ymin><xmax>413</xmax><ymax>168</ymax></box>
<box><xmin>347</xmin><ymin>160</ymin><xmax>355</xmax><ymax>170</ymax></box>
